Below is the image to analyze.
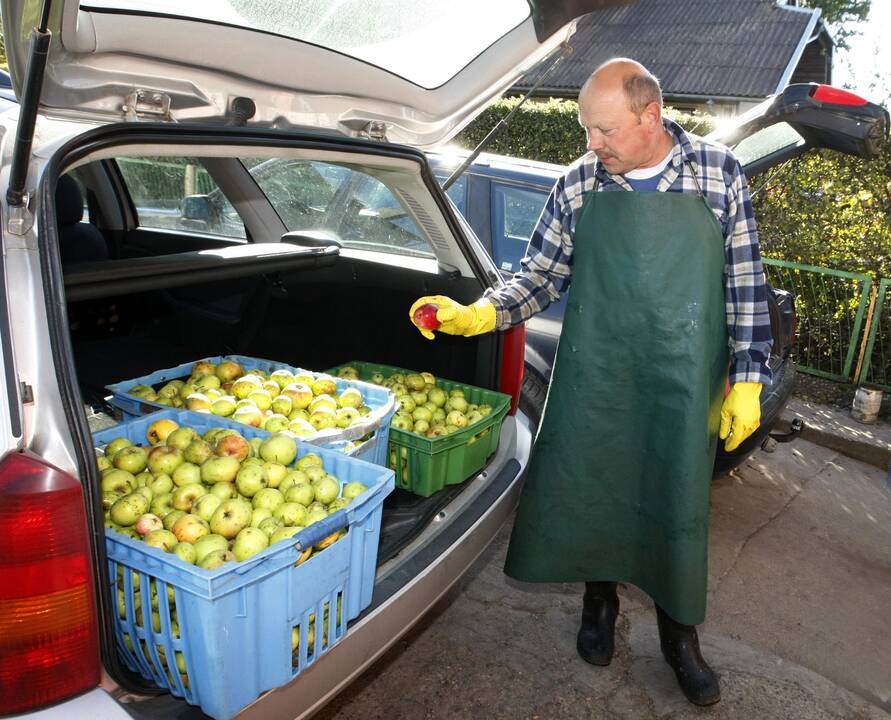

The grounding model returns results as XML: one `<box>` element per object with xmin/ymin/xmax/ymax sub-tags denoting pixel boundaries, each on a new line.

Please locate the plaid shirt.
<box><xmin>486</xmin><ymin>118</ymin><xmax>773</xmax><ymax>386</ymax></box>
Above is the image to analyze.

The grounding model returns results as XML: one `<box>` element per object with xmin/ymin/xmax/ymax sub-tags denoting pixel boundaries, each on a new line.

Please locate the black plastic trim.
<box><xmin>367</xmin><ymin>458</ymin><xmax>522</xmax><ymax>612</ymax></box>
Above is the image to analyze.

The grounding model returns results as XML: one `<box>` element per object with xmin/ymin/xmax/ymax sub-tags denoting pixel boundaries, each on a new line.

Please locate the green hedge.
<box><xmin>454</xmin><ymin>97</ymin><xmax>890</xmax><ymax>278</ymax></box>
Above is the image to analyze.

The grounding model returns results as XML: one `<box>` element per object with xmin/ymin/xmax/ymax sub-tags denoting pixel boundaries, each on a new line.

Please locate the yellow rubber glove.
<box><xmin>719</xmin><ymin>382</ymin><xmax>763</xmax><ymax>451</ymax></box>
<box><xmin>409</xmin><ymin>295</ymin><xmax>497</xmax><ymax>340</ymax></box>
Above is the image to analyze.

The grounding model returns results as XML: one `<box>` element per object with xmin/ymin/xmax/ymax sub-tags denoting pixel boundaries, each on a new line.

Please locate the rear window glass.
<box><xmin>82</xmin><ymin>0</ymin><xmax>530</xmax><ymax>88</ymax></box>
<box><xmin>115</xmin><ymin>157</ymin><xmax>246</xmax><ymax>239</ymax></box>
<box><xmin>243</xmin><ymin>157</ymin><xmax>434</xmax><ymax>258</ymax></box>
<box><xmin>728</xmin><ymin>122</ymin><xmax>805</xmax><ymax>168</ymax></box>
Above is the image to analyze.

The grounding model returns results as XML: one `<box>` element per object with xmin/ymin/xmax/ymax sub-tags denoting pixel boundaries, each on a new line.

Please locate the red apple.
<box><xmin>413</xmin><ymin>303</ymin><xmax>441</xmax><ymax>330</ymax></box>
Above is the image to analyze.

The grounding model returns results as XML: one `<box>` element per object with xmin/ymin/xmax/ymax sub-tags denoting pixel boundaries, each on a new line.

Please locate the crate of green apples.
<box><xmin>327</xmin><ymin>362</ymin><xmax>510</xmax><ymax>497</ymax></box>
<box><xmin>95</xmin><ymin>409</ymin><xmax>394</xmax><ymax>720</ymax></box>
<box><xmin>105</xmin><ymin>355</ymin><xmax>396</xmax><ymax>467</ymax></box>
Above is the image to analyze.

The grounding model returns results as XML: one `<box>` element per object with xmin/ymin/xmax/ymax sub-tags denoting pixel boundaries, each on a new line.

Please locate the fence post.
<box><xmin>853</xmin><ymin>285</ymin><xmax>878</xmax><ymax>383</ymax></box>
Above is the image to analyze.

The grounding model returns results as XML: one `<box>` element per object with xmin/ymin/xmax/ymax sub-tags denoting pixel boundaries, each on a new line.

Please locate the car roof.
<box><xmin>427</xmin><ymin>147</ymin><xmax>563</xmax><ymax>187</ymax></box>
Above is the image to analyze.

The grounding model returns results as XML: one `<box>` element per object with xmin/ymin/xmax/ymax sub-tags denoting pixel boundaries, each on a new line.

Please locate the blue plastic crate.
<box><xmin>96</xmin><ymin>410</ymin><xmax>394</xmax><ymax>720</ymax></box>
<box><xmin>104</xmin><ymin>355</ymin><xmax>396</xmax><ymax>466</ymax></box>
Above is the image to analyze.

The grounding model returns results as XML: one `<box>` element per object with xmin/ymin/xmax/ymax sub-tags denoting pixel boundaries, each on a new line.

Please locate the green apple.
<box><xmin>232</xmin><ymin>406</ymin><xmax>264</xmax><ymax>427</ymax></box>
<box><xmin>171</xmin><ymin>483</ymin><xmax>206</xmax><ymax>512</ymax></box>
<box><xmin>296</xmin><ymin>453</ymin><xmax>323</xmax><ymax>471</ymax></box>
<box><xmin>172</xmin><ymin>542</ymin><xmax>197</xmax><ymax>564</ymax></box>
<box><xmin>287</xmin><ymin>419</ymin><xmax>316</xmax><ymax>437</ymax></box>
<box><xmin>273</xmin><ymin>502</ymin><xmax>308</xmax><ymax>526</ymax></box>
<box><xmin>193</xmin><ymin>493</ymin><xmax>223</xmax><ymax>522</ymax></box>
<box><xmin>144</xmin><ymin>528</ymin><xmax>178</xmax><ymax>552</ymax></box>
<box><xmin>446</xmin><ymin>411</ymin><xmax>468</xmax><ymax>428</ymax></box>
<box><xmin>428</xmin><ymin>387</ymin><xmax>447</xmax><ymax>407</ymax></box>
<box><xmin>210</xmin><ymin>499</ymin><xmax>252</xmax><ymax>539</ymax></box>
<box><xmin>250</xmin><ymin>507</ymin><xmax>273</xmax><ymax>527</ymax></box>
<box><xmin>146</xmin><ymin>445</ymin><xmax>184</xmax><ymax>475</ymax></box>
<box><xmin>192</xmin><ymin>534</ymin><xmax>229</xmax><ymax>564</ymax></box>
<box><xmin>162</xmin><ymin>509</ymin><xmax>186</xmax><ymax>531</ymax></box>
<box><xmin>335</xmin><ymin>407</ymin><xmax>360</xmax><ymax>428</ymax></box>
<box><xmin>304</xmin><ymin>506</ymin><xmax>329</xmax><ymax>526</ymax></box>
<box><xmin>284</xmin><ymin>483</ymin><xmax>314</xmax><ymax>507</ymax></box>
<box><xmin>282</xmin><ymin>382</ymin><xmax>313</xmax><ymax>409</ymax></box>
<box><xmin>421</xmin><ymin>372</ymin><xmax>437</xmax><ymax>386</ymax></box>
<box><xmin>258</xmin><ymin>516</ymin><xmax>283</xmax><ymax>536</ymax></box>
<box><xmin>270</xmin><ymin>526</ymin><xmax>304</xmax><ymax>545</ymax></box>
<box><xmin>279</xmin><ymin>470</ymin><xmax>309</xmax><ymax>493</ymax></box>
<box><xmin>96</xmin><ymin>453</ymin><xmax>112</xmax><ymax>472</ymax></box>
<box><xmin>397</xmin><ymin>395</ymin><xmax>416</xmax><ymax>413</ymax></box>
<box><xmin>337</xmin><ymin>388</ymin><xmax>363</xmax><ymax>409</ymax></box>
<box><xmin>135</xmin><ymin>471</ymin><xmax>154</xmax><ymax>488</ymax></box>
<box><xmin>211</xmin><ymin>395</ymin><xmax>237</xmax><ymax>417</ymax></box>
<box><xmin>201</xmin><ymin>456</ymin><xmax>240</xmax><ymax>484</ymax></box>
<box><xmin>113</xmin><ymin>446</ymin><xmax>148</xmax><ymax>475</ymax></box>
<box><xmin>102</xmin><ymin>491</ymin><xmax>123</xmax><ymax>511</ymax></box>
<box><xmin>271</xmin><ymin>394</ymin><xmax>293</xmax><ymax>416</ymax></box>
<box><xmin>102</xmin><ymin>469</ymin><xmax>135</xmax><ymax>494</ymax></box>
<box><xmin>309</xmin><ymin>394</ymin><xmax>337</xmax><ymax>414</ymax></box>
<box><xmin>198</xmin><ymin>548</ymin><xmax>236</xmax><ymax>570</ymax></box>
<box><xmin>432</xmin><ymin>408</ymin><xmax>446</xmax><ymax>423</ymax></box>
<box><xmin>172</xmin><ymin>462</ymin><xmax>201</xmax><ymax>487</ymax></box>
<box><xmin>309</xmin><ymin>410</ymin><xmax>338</xmax><ymax>431</ymax></box>
<box><xmin>413</xmin><ymin>419</ymin><xmax>430</xmax><ymax>434</ymax></box>
<box><xmin>449</xmin><ymin>387</ymin><xmax>465</xmax><ymax>398</ymax></box>
<box><xmin>327</xmin><ymin>498</ymin><xmax>350</xmax><ymax>512</ymax></box>
<box><xmin>259</xmin><ymin>434</ymin><xmax>298</xmax><ymax>466</ymax></box>
<box><xmin>150</xmin><ymin>493</ymin><xmax>175</xmax><ymax>518</ymax></box>
<box><xmin>262</xmin><ymin>414</ymin><xmax>290</xmax><ymax>433</ymax></box>
<box><xmin>158</xmin><ymin>380</ymin><xmax>184</xmax><ymax>398</ymax></box>
<box><xmin>209</xmin><ymin>481</ymin><xmax>236</xmax><ymax>500</ymax></box>
<box><xmin>232</xmin><ymin>374</ymin><xmax>263</xmax><ymax>399</ymax></box>
<box><xmin>110</xmin><ymin>493</ymin><xmax>149</xmax><ymax>526</ymax></box>
<box><xmin>195</xmin><ymin>373</ymin><xmax>221</xmax><ymax>391</ymax></box>
<box><xmin>166</xmin><ymin>427</ymin><xmax>198</xmax><ymax>451</ymax></box>
<box><xmin>183</xmin><ymin>439</ymin><xmax>214</xmax><ymax>465</ymax></box>
<box><xmin>342</xmin><ymin>481</ymin><xmax>368</xmax><ymax>501</ymax></box>
<box><xmin>392</xmin><ymin>415</ymin><xmax>413</xmax><ymax>431</ymax></box>
<box><xmin>148</xmin><ymin>473</ymin><xmax>174</xmax><ymax>495</ymax></box>
<box><xmin>312</xmin><ymin>476</ymin><xmax>340</xmax><ymax>505</ymax></box>
<box><xmin>146</xmin><ymin>418</ymin><xmax>179</xmax><ymax>445</ymax></box>
<box><xmin>304</xmin><ymin>466</ymin><xmax>326</xmax><ymax>484</ymax></box>
<box><xmin>336</xmin><ymin>366</ymin><xmax>359</xmax><ymax>380</ymax></box>
<box><xmin>232</xmin><ymin>527</ymin><xmax>269</xmax><ymax>561</ymax></box>
<box><xmin>446</xmin><ymin>396</ymin><xmax>469</xmax><ymax>413</ymax></box>
<box><xmin>215</xmin><ymin>360</ymin><xmax>245</xmax><ymax>382</ymax></box>
<box><xmin>269</xmin><ymin>369</ymin><xmax>294</xmax><ymax>389</ymax></box>
<box><xmin>134</xmin><ymin>486</ymin><xmax>153</xmax><ymax>502</ymax></box>
<box><xmin>185</xmin><ymin>393</ymin><xmax>212</xmax><ymax>412</ymax></box>
<box><xmin>247</xmin><ymin>389</ymin><xmax>273</xmax><ymax>411</ymax></box>
<box><xmin>172</xmin><ymin>513</ymin><xmax>210</xmax><ymax>544</ymax></box>
<box><xmin>411</xmin><ymin>407</ymin><xmax>433</xmax><ymax>424</ymax></box>
<box><xmin>236</xmin><ymin>464</ymin><xmax>268</xmax><ymax>497</ymax></box>
<box><xmin>252</xmin><ymin>488</ymin><xmax>284</xmax><ymax>512</ymax></box>
<box><xmin>371</xmin><ymin>372</ymin><xmax>385</xmax><ymax>385</ymax></box>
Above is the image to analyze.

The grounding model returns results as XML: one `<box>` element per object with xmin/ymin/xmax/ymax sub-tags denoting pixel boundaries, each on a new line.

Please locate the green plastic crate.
<box><xmin>327</xmin><ymin>361</ymin><xmax>511</xmax><ymax>497</ymax></box>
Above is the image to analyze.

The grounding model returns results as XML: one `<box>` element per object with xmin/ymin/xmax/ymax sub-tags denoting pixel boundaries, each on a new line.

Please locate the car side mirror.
<box><xmin>181</xmin><ymin>194</ymin><xmax>212</xmax><ymax>221</ymax></box>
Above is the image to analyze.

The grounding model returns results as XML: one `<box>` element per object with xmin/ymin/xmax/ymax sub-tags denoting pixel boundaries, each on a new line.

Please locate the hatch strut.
<box><xmin>442</xmin><ymin>41</ymin><xmax>572</xmax><ymax>192</ymax></box>
<box><xmin>6</xmin><ymin>0</ymin><xmax>53</xmax><ymax>213</ymax></box>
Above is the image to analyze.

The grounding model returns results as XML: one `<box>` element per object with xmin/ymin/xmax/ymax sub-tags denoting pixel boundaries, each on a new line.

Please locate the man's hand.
<box><xmin>409</xmin><ymin>295</ymin><xmax>496</xmax><ymax>340</ymax></box>
<box><xmin>719</xmin><ymin>382</ymin><xmax>763</xmax><ymax>451</ymax></box>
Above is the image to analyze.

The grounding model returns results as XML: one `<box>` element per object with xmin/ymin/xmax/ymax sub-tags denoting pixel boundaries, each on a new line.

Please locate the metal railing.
<box><xmin>762</xmin><ymin>258</ymin><xmax>872</xmax><ymax>381</ymax></box>
<box><xmin>857</xmin><ymin>279</ymin><xmax>891</xmax><ymax>390</ymax></box>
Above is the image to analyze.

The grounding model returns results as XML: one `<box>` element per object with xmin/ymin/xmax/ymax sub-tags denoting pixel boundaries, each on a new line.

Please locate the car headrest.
<box><xmin>55</xmin><ymin>174</ymin><xmax>85</xmax><ymax>225</ymax></box>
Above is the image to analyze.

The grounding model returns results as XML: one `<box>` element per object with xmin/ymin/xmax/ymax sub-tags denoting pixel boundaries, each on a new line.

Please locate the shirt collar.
<box><xmin>594</xmin><ymin>117</ymin><xmax>698</xmax><ymax>185</ymax></box>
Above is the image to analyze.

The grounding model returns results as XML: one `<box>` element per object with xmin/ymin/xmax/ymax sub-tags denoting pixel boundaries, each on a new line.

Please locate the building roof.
<box><xmin>513</xmin><ymin>0</ymin><xmax>829</xmax><ymax>100</ymax></box>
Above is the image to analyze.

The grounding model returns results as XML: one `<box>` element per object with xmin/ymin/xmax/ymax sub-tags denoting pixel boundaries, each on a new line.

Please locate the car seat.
<box><xmin>55</xmin><ymin>174</ymin><xmax>109</xmax><ymax>264</ymax></box>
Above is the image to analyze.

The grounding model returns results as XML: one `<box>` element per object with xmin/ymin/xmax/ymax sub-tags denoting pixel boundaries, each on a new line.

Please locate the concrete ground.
<box><xmin>316</xmin><ymin>436</ymin><xmax>891</xmax><ymax>719</ymax></box>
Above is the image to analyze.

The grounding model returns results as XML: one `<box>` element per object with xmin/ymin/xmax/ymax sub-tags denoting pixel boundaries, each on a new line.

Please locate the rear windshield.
<box><xmin>81</xmin><ymin>0</ymin><xmax>531</xmax><ymax>88</ymax></box>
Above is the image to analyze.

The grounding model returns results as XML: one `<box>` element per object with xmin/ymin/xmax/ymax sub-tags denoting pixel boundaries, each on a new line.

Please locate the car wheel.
<box><xmin>519</xmin><ymin>365</ymin><xmax>547</xmax><ymax>429</ymax></box>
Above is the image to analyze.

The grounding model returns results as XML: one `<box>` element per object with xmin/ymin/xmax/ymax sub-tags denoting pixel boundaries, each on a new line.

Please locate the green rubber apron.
<box><xmin>504</xmin><ymin>175</ymin><xmax>728</xmax><ymax>625</ymax></box>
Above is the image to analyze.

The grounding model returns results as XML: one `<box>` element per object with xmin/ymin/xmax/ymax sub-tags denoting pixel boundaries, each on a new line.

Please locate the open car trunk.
<box><xmin>36</xmin><ymin>122</ymin><xmax>526</xmax><ymax>710</ymax></box>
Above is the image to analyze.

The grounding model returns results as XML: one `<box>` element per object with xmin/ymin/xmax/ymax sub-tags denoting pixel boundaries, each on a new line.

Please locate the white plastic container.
<box><xmin>852</xmin><ymin>386</ymin><xmax>883</xmax><ymax>424</ymax></box>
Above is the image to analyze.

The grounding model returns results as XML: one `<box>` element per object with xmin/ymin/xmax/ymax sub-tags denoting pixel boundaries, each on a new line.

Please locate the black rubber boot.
<box><xmin>576</xmin><ymin>581</ymin><xmax>619</xmax><ymax>666</ymax></box>
<box><xmin>655</xmin><ymin>605</ymin><xmax>721</xmax><ymax>706</ymax></box>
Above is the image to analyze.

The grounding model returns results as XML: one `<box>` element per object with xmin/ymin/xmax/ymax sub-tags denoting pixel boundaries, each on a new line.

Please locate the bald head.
<box><xmin>580</xmin><ymin>58</ymin><xmax>663</xmax><ymax>115</ymax></box>
<box><xmin>577</xmin><ymin>58</ymin><xmax>673</xmax><ymax>174</ymax></box>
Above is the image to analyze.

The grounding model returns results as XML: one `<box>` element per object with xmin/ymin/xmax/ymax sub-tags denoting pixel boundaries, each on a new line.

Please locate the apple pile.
<box><xmin>126</xmin><ymin>359</ymin><xmax>377</xmax><ymax>438</ymax></box>
<box><xmin>99</xmin><ymin>417</ymin><xmax>370</xmax><ymax>571</ymax></box>
<box><xmin>336</xmin><ymin>367</ymin><xmax>494</xmax><ymax>440</ymax></box>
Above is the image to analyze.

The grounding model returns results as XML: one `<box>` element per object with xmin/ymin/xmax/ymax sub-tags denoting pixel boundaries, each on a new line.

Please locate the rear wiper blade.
<box><xmin>442</xmin><ymin>41</ymin><xmax>572</xmax><ymax>191</ymax></box>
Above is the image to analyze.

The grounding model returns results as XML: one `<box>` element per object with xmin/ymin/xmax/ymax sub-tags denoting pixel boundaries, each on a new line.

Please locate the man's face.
<box><xmin>578</xmin><ymin>87</ymin><xmax>661</xmax><ymax>175</ymax></box>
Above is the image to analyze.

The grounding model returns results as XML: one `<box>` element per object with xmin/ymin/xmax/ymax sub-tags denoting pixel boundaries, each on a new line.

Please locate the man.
<box><xmin>409</xmin><ymin>58</ymin><xmax>772</xmax><ymax>706</ymax></box>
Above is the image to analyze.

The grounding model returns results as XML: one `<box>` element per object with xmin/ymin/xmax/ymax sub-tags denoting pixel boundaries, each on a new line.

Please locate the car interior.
<box><xmin>53</xmin><ymin>134</ymin><xmax>514</xmax><ymax>563</ymax></box>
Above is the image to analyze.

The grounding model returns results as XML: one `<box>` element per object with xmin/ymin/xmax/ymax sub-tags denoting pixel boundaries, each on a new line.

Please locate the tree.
<box><xmin>799</xmin><ymin>0</ymin><xmax>870</xmax><ymax>50</ymax></box>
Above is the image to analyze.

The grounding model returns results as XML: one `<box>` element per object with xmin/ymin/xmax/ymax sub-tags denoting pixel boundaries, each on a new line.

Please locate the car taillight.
<box><xmin>0</xmin><ymin>452</ymin><xmax>100</xmax><ymax>715</ymax></box>
<box><xmin>500</xmin><ymin>324</ymin><xmax>525</xmax><ymax>415</ymax></box>
<box><xmin>811</xmin><ymin>84</ymin><xmax>868</xmax><ymax>106</ymax></box>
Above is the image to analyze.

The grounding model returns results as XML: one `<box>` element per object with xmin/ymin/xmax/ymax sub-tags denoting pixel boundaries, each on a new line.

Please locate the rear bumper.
<box><xmin>12</xmin><ymin>688</ymin><xmax>135</xmax><ymax>719</ymax></box>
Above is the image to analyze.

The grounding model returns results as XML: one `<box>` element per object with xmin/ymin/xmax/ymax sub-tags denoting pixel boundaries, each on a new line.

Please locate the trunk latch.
<box><xmin>121</xmin><ymin>90</ymin><xmax>172</xmax><ymax>121</ymax></box>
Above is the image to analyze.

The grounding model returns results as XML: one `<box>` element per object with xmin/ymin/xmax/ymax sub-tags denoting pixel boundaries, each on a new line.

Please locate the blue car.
<box><xmin>428</xmin><ymin>84</ymin><xmax>889</xmax><ymax>470</ymax></box>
